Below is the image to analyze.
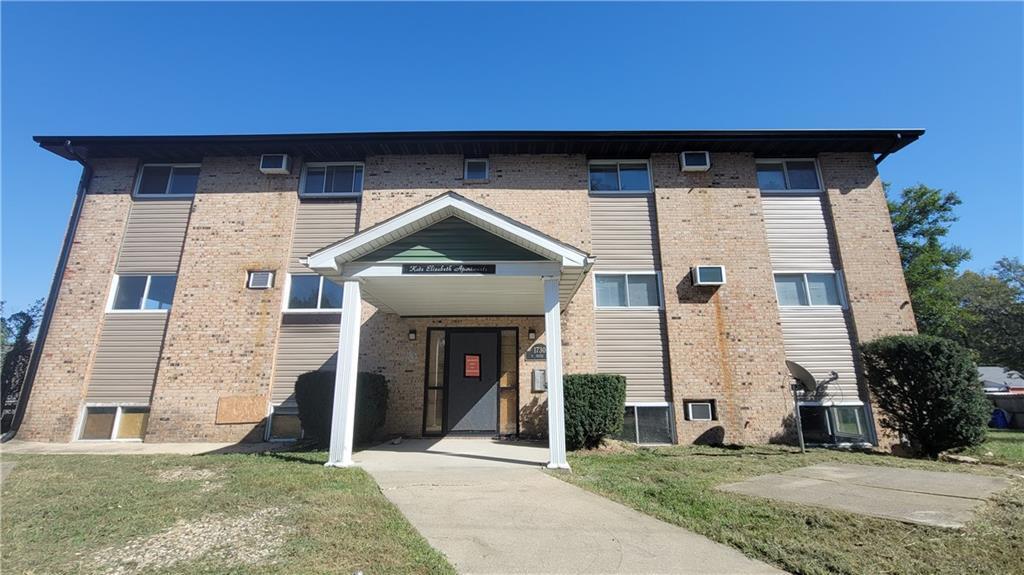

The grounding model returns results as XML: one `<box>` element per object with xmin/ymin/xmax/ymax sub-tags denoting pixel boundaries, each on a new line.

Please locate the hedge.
<box><xmin>294</xmin><ymin>370</ymin><xmax>389</xmax><ymax>448</ymax></box>
<box><xmin>861</xmin><ymin>334</ymin><xmax>989</xmax><ymax>458</ymax></box>
<box><xmin>563</xmin><ymin>373</ymin><xmax>627</xmax><ymax>450</ymax></box>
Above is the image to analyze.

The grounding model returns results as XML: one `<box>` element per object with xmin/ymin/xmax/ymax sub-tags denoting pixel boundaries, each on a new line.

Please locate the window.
<box><xmin>286</xmin><ymin>275</ymin><xmax>343</xmax><ymax>310</ymax></box>
<box><xmin>756</xmin><ymin>160</ymin><xmax>820</xmax><ymax>191</ymax></box>
<box><xmin>110</xmin><ymin>275</ymin><xmax>177</xmax><ymax>311</ymax></box>
<box><xmin>267</xmin><ymin>410</ymin><xmax>302</xmax><ymax>441</ymax></box>
<box><xmin>774</xmin><ymin>273</ymin><xmax>843</xmax><ymax>307</ymax></box>
<box><xmin>79</xmin><ymin>406</ymin><xmax>149</xmax><ymax>440</ymax></box>
<box><xmin>595</xmin><ymin>273</ymin><xmax>660</xmax><ymax>308</ymax></box>
<box><xmin>464</xmin><ymin>158</ymin><xmax>489</xmax><ymax>181</ymax></box>
<box><xmin>135</xmin><ymin>164</ymin><xmax>200</xmax><ymax>196</ymax></box>
<box><xmin>616</xmin><ymin>405</ymin><xmax>673</xmax><ymax>444</ymax></box>
<box><xmin>685</xmin><ymin>400</ymin><xmax>716</xmax><ymax>421</ymax></box>
<box><xmin>301</xmin><ymin>163</ymin><xmax>364</xmax><ymax>197</ymax></box>
<box><xmin>798</xmin><ymin>404</ymin><xmax>867</xmax><ymax>444</ymax></box>
<box><xmin>589</xmin><ymin>161</ymin><xmax>651</xmax><ymax>193</ymax></box>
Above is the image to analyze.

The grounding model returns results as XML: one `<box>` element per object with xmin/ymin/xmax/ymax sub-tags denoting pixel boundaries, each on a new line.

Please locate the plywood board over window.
<box><xmin>215</xmin><ymin>395</ymin><xmax>266</xmax><ymax>424</ymax></box>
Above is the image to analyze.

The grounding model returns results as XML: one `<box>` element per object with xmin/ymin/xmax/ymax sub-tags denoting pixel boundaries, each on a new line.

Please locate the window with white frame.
<box><xmin>110</xmin><ymin>275</ymin><xmax>177</xmax><ymax>311</ymax></box>
<box><xmin>300</xmin><ymin>162</ymin><xmax>364</xmax><ymax>197</ymax></box>
<box><xmin>774</xmin><ymin>272</ymin><xmax>844</xmax><ymax>307</ymax></box>
<box><xmin>464</xmin><ymin>158</ymin><xmax>489</xmax><ymax>181</ymax></box>
<box><xmin>798</xmin><ymin>404</ymin><xmax>867</xmax><ymax>443</ymax></box>
<box><xmin>267</xmin><ymin>409</ymin><xmax>302</xmax><ymax>441</ymax></box>
<box><xmin>595</xmin><ymin>273</ymin><xmax>661</xmax><ymax>308</ymax></box>
<box><xmin>588</xmin><ymin>161</ymin><xmax>651</xmax><ymax>193</ymax></box>
<box><xmin>756</xmin><ymin>159</ymin><xmax>821</xmax><ymax>191</ymax></box>
<box><xmin>79</xmin><ymin>405</ymin><xmax>149</xmax><ymax>440</ymax></box>
<box><xmin>286</xmin><ymin>275</ymin><xmax>343</xmax><ymax>310</ymax></box>
<box><xmin>134</xmin><ymin>164</ymin><xmax>201</xmax><ymax>196</ymax></box>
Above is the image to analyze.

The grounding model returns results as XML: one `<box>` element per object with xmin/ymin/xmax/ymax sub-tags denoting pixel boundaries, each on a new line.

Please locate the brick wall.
<box><xmin>145</xmin><ymin>157</ymin><xmax>297</xmax><ymax>442</ymax></box>
<box><xmin>19</xmin><ymin>159</ymin><xmax>137</xmax><ymax>440</ymax></box>
<box><xmin>652</xmin><ymin>153</ymin><xmax>792</xmax><ymax>444</ymax></box>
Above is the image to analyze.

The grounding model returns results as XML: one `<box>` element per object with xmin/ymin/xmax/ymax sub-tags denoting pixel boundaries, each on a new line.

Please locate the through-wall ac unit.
<box><xmin>692</xmin><ymin>265</ymin><xmax>726</xmax><ymax>286</ymax></box>
<box><xmin>247</xmin><ymin>270</ymin><xmax>275</xmax><ymax>289</ymax></box>
<box><xmin>680</xmin><ymin>151</ymin><xmax>711</xmax><ymax>172</ymax></box>
<box><xmin>259</xmin><ymin>154</ymin><xmax>291</xmax><ymax>175</ymax></box>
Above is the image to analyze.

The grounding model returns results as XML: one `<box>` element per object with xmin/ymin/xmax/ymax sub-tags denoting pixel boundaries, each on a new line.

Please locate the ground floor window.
<box><xmin>798</xmin><ymin>404</ymin><xmax>868</xmax><ymax>444</ymax></box>
<box><xmin>79</xmin><ymin>405</ymin><xmax>149</xmax><ymax>440</ymax></box>
<box><xmin>616</xmin><ymin>404</ymin><xmax>673</xmax><ymax>444</ymax></box>
<box><xmin>267</xmin><ymin>409</ymin><xmax>302</xmax><ymax>441</ymax></box>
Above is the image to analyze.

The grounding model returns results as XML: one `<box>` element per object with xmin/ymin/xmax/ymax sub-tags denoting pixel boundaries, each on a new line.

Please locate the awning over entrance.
<box><xmin>303</xmin><ymin>192</ymin><xmax>591</xmax><ymax>470</ymax></box>
<box><xmin>304</xmin><ymin>192</ymin><xmax>591</xmax><ymax>315</ymax></box>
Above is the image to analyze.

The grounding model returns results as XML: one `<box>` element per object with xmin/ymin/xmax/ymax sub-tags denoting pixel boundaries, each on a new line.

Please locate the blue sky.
<box><xmin>2</xmin><ymin>2</ymin><xmax>1022</xmax><ymax>312</ymax></box>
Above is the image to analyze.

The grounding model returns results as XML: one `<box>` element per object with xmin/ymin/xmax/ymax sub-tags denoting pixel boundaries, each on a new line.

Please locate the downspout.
<box><xmin>1</xmin><ymin>141</ymin><xmax>92</xmax><ymax>442</ymax></box>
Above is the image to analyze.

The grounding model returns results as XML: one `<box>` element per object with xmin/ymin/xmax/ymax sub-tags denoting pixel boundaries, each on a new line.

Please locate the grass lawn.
<box><xmin>1</xmin><ymin>451</ymin><xmax>453</xmax><ymax>575</ymax></box>
<box><xmin>558</xmin><ymin>444</ymin><xmax>1023</xmax><ymax>575</ymax></box>
<box><xmin>960</xmin><ymin>428</ymin><xmax>1024</xmax><ymax>468</ymax></box>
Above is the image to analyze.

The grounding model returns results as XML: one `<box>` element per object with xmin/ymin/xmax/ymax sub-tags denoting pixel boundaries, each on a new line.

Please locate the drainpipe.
<box><xmin>1</xmin><ymin>141</ymin><xmax>92</xmax><ymax>442</ymax></box>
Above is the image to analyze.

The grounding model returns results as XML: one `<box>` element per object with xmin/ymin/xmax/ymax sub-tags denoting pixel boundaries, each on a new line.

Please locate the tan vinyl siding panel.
<box><xmin>271</xmin><ymin>314</ymin><xmax>341</xmax><ymax>408</ymax></box>
<box><xmin>595</xmin><ymin>309</ymin><xmax>669</xmax><ymax>402</ymax></box>
<box><xmin>115</xmin><ymin>199</ymin><xmax>192</xmax><ymax>274</ymax></box>
<box><xmin>289</xmin><ymin>200</ymin><xmax>359</xmax><ymax>273</ymax></box>
<box><xmin>778</xmin><ymin>307</ymin><xmax>861</xmax><ymax>401</ymax></box>
<box><xmin>588</xmin><ymin>195</ymin><xmax>661</xmax><ymax>270</ymax></box>
<box><xmin>761</xmin><ymin>193</ymin><xmax>840</xmax><ymax>272</ymax></box>
<box><xmin>85</xmin><ymin>313</ymin><xmax>168</xmax><ymax>404</ymax></box>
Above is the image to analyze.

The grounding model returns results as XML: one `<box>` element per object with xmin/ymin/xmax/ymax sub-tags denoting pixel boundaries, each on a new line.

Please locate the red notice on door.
<box><xmin>464</xmin><ymin>354</ymin><xmax>481</xmax><ymax>378</ymax></box>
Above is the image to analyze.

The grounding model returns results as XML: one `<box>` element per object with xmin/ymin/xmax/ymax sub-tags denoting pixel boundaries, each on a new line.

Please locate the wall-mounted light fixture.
<box><xmin>408</xmin><ymin>329</ymin><xmax>417</xmax><ymax>341</ymax></box>
<box><xmin>528</xmin><ymin>329</ymin><xmax>537</xmax><ymax>341</ymax></box>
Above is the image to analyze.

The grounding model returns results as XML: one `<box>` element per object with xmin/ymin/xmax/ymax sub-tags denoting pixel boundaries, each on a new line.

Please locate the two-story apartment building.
<box><xmin>12</xmin><ymin>130</ymin><xmax>920</xmax><ymax>467</ymax></box>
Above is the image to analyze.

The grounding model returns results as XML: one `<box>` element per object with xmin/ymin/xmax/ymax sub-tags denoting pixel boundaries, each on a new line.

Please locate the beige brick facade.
<box><xmin>20</xmin><ymin>146</ymin><xmax>913</xmax><ymax>447</ymax></box>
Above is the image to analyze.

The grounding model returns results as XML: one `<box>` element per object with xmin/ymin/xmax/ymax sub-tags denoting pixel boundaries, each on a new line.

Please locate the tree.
<box><xmin>887</xmin><ymin>184</ymin><xmax>971</xmax><ymax>338</ymax></box>
<box><xmin>862</xmin><ymin>335</ymin><xmax>990</xmax><ymax>458</ymax></box>
<box><xmin>953</xmin><ymin>258</ymin><xmax>1024</xmax><ymax>372</ymax></box>
<box><xmin>1</xmin><ymin>299</ymin><xmax>44</xmax><ymax>424</ymax></box>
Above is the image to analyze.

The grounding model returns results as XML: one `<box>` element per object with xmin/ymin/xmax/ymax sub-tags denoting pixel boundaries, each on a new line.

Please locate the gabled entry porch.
<box><xmin>303</xmin><ymin>192</ymin><xmax>592</xmax><ymax>469</ymax></box>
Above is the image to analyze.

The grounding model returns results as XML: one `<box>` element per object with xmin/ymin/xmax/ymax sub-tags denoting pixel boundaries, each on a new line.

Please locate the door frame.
<box><xmin>421</xmin><ymin>326</ymin><xmax>519</xmax><ymax>437</ymax></box>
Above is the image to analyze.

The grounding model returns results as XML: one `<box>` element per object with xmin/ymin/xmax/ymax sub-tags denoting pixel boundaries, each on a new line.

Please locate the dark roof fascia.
<box><xmin>33</xmin><ymin>129</ymin><xmax>924</xmax><ymax>162</ymax></box>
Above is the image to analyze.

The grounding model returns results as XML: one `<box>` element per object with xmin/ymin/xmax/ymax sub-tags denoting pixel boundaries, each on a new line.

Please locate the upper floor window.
<box><xmin>589</xmin><ymin>161</ymin><xmax>651</xmax><ymax>194</ymax></box>
<box><xmin>301</xmin><ymin>163</ymin><xmax>364</xmax><ymax>197</ymax></box>
<box><xmin>134</xmin><ymin>164</ymin><xmax>200</xmax><ymax>197</ymax></box>
<box><xmin>595</xmin><ymin>273</ymin><xmax>661</xmax><ymax>308</ymax></box>
<box><xmin>756</xmin><ymin>159</ymin><xmax>820</xmax><ymax>191</ymax></box>
<box><xmin>286</xmin><ymin>275</ymin><xmax>343</xmax><ymax>311</ymax></box>
<box><xmin>110</xmin><ymin>275</ymin><xmax>177</xmax><ymax>311</ymax></box>
<box><xmin>464</xmin><ymin>158</ymin><xmax>489</xmax><ymax>181</ymax></box>
<box><xmin>774</xmin><ymin>272</ymin><xmax>844</xmax><ymax>307</ymax></box>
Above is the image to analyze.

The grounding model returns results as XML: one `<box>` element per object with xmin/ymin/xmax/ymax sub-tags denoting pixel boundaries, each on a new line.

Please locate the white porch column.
<box><xmin>326</xmin><ymin>280</ymin><xmax>362</xmax><ymax>468</ymax></box>
<box><xmin>543</xmin><ymin>277</ymin><xmax>570</xmax><ymax>470</ymax></box>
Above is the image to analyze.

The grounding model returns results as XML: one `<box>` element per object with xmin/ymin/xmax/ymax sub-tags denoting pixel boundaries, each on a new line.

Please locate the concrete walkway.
<box><xmin>0</xmin><ymin>440</ymin><xmax>285</xmax><ymax>455</ymax></box>
<box><xmin>357</xmin><ymin>439</ymin><xmax>782</xmax><ymax>575</ymax></box>
<box><xmin>719</xmin><ymin>463</ymin><xmax>1012</xmax><ymax>529</ymax></box>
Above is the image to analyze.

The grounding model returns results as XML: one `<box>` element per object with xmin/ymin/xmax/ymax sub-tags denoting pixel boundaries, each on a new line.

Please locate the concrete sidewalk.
<box><xmin>357</xmin><ymin>439</ymin><xmax>782</xmax><ymax>575</ymax></box>
<box><xmin>0</xmin><ymin>440</ymin><xmax>285</xmax><ymax>455</ymax></box>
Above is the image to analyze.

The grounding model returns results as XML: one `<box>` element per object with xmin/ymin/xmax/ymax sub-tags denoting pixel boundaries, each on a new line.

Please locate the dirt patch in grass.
<box><xmin>89</xmin><ymin>507</ymin><xmax>288</xmax><ymax>575</ymax></box>
<box><xmin>155</xmin><ymin>466</ymin><xmax>220</xmax><ymax>482</ymax></box>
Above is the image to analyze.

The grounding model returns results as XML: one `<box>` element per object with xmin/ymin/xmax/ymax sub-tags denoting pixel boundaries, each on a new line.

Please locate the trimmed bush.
<box><xmin>861</xmin><ymin>334</ymin><xmax>989</xmax><ymax>458</ymax></box>
<box><xmin>294</xmin><ymin>370</ymin><xmax>389</xmax><ymax>447</ymax></box>
<box><xmin>563</xmin><ymin>373</ymin><xmax>627</xmax><ymax>450</ymax></box>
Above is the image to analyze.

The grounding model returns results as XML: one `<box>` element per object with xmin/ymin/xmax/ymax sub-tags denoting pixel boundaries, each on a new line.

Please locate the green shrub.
<box><xmin>294</xmin><ymin>370</ymin><xmax>389</xmax><ymax>448</ymax></box>
<box><xmin>861</xmin><ymin>334</ymin><xmax>989</xmax><ymax>458</ymax></box>
<box><xmin>563</xmin><ymin>373</ymin><xmax>627</xmax><ymax>450</ymax></box>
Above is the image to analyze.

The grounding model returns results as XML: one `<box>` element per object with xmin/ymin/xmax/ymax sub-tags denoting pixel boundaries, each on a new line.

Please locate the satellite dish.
<box><xmin>786</xmin><ymin>360</ymin><xmax>818</xmax><ymax>392</ymax></box>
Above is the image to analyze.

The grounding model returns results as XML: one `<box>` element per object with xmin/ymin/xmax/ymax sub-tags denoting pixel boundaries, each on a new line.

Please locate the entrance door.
<box><xmin>446</xmin><ymin>330</ymin><xmax>499</xmax><ymax>433</ymax></box>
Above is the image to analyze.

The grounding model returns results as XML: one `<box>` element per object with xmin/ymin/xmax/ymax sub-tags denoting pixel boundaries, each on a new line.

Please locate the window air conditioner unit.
<box><xmin>247</xmin><ymin>270</ymin><xmax>275</xmax><ymax>289</ymax></box>
<box><xmin>681</xmin><ymin>151</ymin><xmax>711</xmax><ymax>172</ymax></box>
<box><xmin>693</xmin><ymin>265</ymin><xmax>726</xmax><ymax>286</ymax></box>
<box><xmin>259</xmin><ymin>154</ymin><xmax>290</xmax><ymax>175</ymax></box>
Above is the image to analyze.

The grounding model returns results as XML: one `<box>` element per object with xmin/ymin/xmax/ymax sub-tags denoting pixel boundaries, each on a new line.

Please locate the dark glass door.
<box><xmin>446</xmin><ymin>330</ymin><xmax>499</xmax><ymax>433</ymax></box>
